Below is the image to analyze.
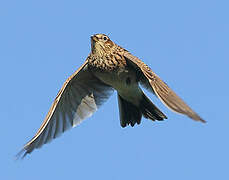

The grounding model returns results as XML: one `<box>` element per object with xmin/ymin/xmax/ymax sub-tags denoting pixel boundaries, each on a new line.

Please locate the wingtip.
<box><xmin>15</xmin><ymin>145</ymin><xmax>31</xmax><ymax>160</ymax></box>
<box><xmin>190</xmin><ymin>114</ymin><xmax>206</xmax><ymax>123</ymax></box>
<box><xmin>199</xmin><ymin>118</ymin><xmax>206</xmax><ymax>123</ymax></box>
<box><xmin>15</xmin><ymin>149</ymin><xmax>27</xmax><ymax>160</ymax></box>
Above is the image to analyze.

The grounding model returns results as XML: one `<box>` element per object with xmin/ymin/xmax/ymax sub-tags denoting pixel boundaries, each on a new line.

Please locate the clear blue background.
<box><xmin>1</xmin><ymin>0</ymin><xmax>228</xmax><ymax>179</ymax></box>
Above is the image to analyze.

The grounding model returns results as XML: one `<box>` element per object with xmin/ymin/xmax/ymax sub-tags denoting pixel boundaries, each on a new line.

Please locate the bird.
<box><xmin>18</xmin><ymin>34</ymin><xmax>205</xmax><ymax>158</ymax></box>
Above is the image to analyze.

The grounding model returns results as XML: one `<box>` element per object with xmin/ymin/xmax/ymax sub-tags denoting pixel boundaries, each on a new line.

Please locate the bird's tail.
<box><xmin>117</xmin><ymin>93</ymin><xmax>167</xmax><ymax>128</ymax></box>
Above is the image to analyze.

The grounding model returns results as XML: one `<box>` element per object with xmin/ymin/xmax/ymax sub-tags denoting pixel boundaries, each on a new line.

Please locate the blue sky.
<box><xmin>1</xmin><ymin>0</ymin><xmax>229</xmax><ymax>179</ymax></box>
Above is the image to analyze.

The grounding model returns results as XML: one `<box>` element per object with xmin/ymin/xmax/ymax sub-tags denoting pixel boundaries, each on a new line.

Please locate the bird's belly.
<box><xmin>93</xmin><ymin>69</ymin><xmax>142</xmax><ymax>105</ymax></box>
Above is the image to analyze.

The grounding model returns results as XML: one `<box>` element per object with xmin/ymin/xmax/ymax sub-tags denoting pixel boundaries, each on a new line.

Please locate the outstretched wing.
<box><xmin>123</xmin><ymin>52</ymin><xmax>205</xmax><ymax>123</ymax></box>
<box><xmin>18</xmin><ymin>61</ymin><xmax>113</xmax><ymax>158</ymax></box>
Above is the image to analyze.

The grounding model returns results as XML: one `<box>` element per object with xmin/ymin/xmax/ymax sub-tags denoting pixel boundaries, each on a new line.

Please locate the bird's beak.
<box><xmin>91</xmin><ymin>35</ymin><xmax>98</xmax><ymax>42</ymax></box>
<box><xmin>91</xmin><ymin>36</ymin><xmax>97</xmax><ymax>51</ymax></box>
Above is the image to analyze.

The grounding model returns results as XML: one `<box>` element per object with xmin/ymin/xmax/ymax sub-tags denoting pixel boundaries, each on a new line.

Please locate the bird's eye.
<box><xmin>103</xmin><ymin>36</ymin><xmax>107</xmax><ymax>41</ymax></box>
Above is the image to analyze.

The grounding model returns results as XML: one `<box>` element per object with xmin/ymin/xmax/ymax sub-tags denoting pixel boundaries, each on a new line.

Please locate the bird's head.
<box><xmin>91</xmin><ymin>34</ymin><xmax>115</xmax><ymax>56</ymax></box>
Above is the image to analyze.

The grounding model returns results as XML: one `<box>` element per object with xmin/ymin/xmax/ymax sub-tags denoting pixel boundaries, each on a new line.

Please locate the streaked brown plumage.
<box><xmin>18</xmin><ymin>34</ymin><xmax>205</xmax><ymax>158</ymax></box>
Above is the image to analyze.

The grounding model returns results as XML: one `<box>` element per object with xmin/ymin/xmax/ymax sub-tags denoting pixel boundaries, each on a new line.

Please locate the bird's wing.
<box><xmin>123</xmin><ymin>52</ymin><xmax>205</xmax><ymax>123</ymax></box>
<box><xmin>18</xmin><ymin>61</ymin><xmax>113</xmax><ymax>158</ymax></box>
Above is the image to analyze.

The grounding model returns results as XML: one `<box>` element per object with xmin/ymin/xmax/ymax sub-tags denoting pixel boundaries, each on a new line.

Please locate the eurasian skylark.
<box><xmin>19</xmin><ymin>34</ymin><xmax>205</xmax><ymax>158</ymax></box>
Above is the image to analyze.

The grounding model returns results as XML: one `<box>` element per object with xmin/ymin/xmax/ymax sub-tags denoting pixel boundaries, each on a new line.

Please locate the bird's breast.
<box><xmin>93</xmin><ymin>67</ymin><xmax>142</xmax><ymax>105</ymax></box>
